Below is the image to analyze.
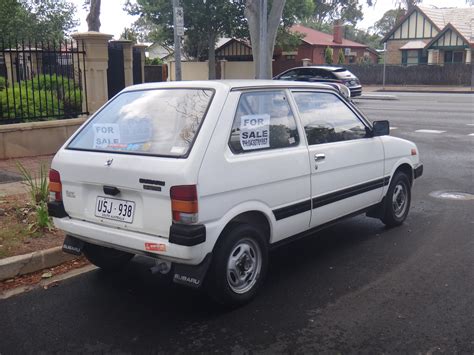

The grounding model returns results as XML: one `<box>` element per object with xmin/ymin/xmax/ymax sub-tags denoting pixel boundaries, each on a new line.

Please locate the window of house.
<box><xmin>293</xmin><ymin>92</ymin><xmax>368</xmax><ymax>145</ymax></box>
<box><xmin>229</xmin><ymin>91</ymin><xmax>300</xmax><ymax>153</ymax></box>
<box><xmin>444</xmin><ymin>51</ymin><xmax>464</xmax><ymax>63</ymax></box>
<box><xmin>402</xmin><ymin>50</ymin><xmax>420</xmax><ymax>66</ymax></box>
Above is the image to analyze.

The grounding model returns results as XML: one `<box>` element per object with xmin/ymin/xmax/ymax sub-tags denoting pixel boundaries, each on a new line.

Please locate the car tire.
<box><xmin>206</xmin><ymin>223</ymin><xmax>268</xmax><ymax>307</ymax></box>
<box><xmin>381</xmin><ymin>172</ymin><xmax>411</xmax><ymax>227</ymax></box>
<box><xmin>83</xmin><ymin>243</ymin><xmax>134</xmax><ymax>271</ymax></box>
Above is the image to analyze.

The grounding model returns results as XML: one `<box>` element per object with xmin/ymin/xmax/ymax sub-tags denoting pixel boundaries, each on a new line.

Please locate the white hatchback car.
<box><xmin>49</xmin><ymin>80</ymin><xmax>423</xmax><ymax>306</ymax></box>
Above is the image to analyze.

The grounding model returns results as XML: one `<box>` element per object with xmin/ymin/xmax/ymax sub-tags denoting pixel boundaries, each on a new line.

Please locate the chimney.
<box><xmin>333</xmin><ymin>20</ymin><xmax>343</xmax><ymax>44</ymax></box>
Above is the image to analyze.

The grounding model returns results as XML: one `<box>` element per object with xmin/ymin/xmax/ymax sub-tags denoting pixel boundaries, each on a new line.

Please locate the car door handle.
<box><xmin>314</xmin><ymin>153</ymin><xmax>326</xmax><ymax>162</ymax></box>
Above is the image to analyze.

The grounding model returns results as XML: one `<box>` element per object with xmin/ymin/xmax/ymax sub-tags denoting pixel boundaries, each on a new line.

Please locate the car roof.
<box><xmin>283</xmin><ymin>66</ymin><xmax>349</xmax><ymax>72</ymax></box>
<box><xmin>123</xmin><ymin>80</ymin><xmax>338</xmax><ymax>93</ymax></box>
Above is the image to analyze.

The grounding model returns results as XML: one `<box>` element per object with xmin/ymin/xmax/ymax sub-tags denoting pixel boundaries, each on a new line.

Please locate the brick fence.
<box><xmin>345</xmin><ymin>64</ymin><xmax>473</xmax><ymax>86</ymax></box>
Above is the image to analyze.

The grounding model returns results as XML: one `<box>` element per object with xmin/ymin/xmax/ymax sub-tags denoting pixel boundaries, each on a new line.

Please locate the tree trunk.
<box><xmin>208</xmin><ymin>32</ymin><xmax>216</xmax><ymax>80</ymax></box>
<box><xmin>245</xmin><ymin>0</ymin><xmax>286</xmax><ymax>79</ymax></box>
<box><xmin>86</xmin><ymin>0</ymin><xmax>101</xmax><ymax>32</ymax></box>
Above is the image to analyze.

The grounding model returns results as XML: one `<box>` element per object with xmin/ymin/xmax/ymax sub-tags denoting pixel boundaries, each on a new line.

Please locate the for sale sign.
<box><xmin>240</xmin><ymin>114</ymin><xmax>270</xmax><ymax>150</ymax></box>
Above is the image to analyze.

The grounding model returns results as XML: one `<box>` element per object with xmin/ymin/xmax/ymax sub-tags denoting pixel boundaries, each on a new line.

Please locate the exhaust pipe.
<box><xmin>150</xmin><ymin>260</ymin><xmax>172</xmax><ymax>275</ymax></box>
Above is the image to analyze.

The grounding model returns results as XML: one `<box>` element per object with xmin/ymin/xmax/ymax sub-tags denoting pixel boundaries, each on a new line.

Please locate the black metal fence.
<box><xmin>0</xmin><ymin>39</ymin><xmax>88</xmax><ymax>124</ymax></box>
<box><xmin>345</xmin><ymin>63</ymin><xmax>473</xmax><ymax>86</ymax></box>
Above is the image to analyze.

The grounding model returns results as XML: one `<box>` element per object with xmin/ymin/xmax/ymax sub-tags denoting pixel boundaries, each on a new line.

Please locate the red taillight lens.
<box><xmin>48</xmin><ymin>169</ymin><xmax>62</xmax><ymax>201</ymax></box>
<box><xmin>170</xmin><ymin>185</ymin><xmax>198</xmax><ymax>224</ymax></box>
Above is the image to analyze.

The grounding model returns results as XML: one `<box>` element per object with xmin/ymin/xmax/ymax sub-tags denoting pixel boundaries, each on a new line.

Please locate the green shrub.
<box><xmin>0</xmin><ymin>76</ymin><xmax>6</xmax><ymax>90</ymax></box>
<box><xmin>0</xmin><ymin>73</ymin><xmax>82</xmax><ymax>122</ymax></box>
<box><xmin>0</xmin><ymin>85</ymin><xmax>63</xmax><ymax>121</ymax></box>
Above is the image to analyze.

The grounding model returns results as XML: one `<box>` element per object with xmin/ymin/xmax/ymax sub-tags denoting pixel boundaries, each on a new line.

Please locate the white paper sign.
<box><xmin>93</xmin><ymin>124</ymin><xmax>120</xmax><ymax>149</ymax></box>
<box><xmin>240</xmin><ymin>114</ymin><xmax>270</xmax><ymax>151</ymax></box>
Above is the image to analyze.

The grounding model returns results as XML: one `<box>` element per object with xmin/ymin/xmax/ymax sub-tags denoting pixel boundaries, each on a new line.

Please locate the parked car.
<box><xmin>274</xmin><ymin>66</ymin><xmax>363</xmax><ymax>97</ymax></box>
<box><xmin>49</xmin><ymin>80</ymin><xmax>422</xmax><ymax>306</ymax></box>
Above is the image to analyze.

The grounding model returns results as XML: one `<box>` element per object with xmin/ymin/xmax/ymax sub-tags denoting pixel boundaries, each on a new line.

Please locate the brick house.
<box><xmin>381</xmin><ymin>5</ymin><xmax>473</xmax><ymax>65</ymax></box>
<box><xmin>279</xmin><ymin>24</ymin><xmax>379</xmax><ymax>65</ymax></box>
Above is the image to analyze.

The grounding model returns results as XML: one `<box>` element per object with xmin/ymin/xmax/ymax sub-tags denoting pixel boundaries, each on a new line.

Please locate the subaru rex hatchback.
<box><xmin>48</xmin><ymin>80</ymin><xmax>423</xmax><ymax>306</ymax></box>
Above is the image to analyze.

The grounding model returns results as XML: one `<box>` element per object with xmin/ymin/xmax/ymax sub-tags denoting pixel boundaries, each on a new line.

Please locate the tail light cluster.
<box><xmin>49</xmin><ymin>169</ymin><xmax>62</xmax><ymax>202</ymax></box>
<box><xmin>170</xmin><ymin>185</ymin><xmax>198</xmax><ymax>224</ymax></box>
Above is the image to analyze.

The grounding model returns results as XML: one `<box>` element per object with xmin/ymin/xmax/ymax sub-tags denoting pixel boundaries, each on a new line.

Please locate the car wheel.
<box><xmin>206</xmin><ymin>223</ymin><xmax>268</xmax><ymax>307</ymax></box>
<box><xmin>83</xmin><ymin>243</ymin><xmax>134</xmax><ymax>271</ymax></box>
<box><xmin>381</xmin><ymin>172</ymin><xmax>411</xmax><ymax>227</ymax></box>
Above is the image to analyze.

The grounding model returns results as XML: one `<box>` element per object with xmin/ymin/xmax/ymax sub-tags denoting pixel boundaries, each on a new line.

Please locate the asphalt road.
<box><xmin>1</xmin><ymin>93</ymin><xmax>473</xmax><ymax>354</ymax></box>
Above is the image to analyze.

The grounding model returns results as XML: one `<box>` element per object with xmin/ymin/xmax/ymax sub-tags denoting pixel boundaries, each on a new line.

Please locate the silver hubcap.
<box><xmin>392</xmin><ymin>182</ymin><xmax>408</xmax><ymax>218</ymax></box>
<box><xmin>227</xmin><ymin>238</ymin><xmax>262</xmax><ymax>294</ymax></box>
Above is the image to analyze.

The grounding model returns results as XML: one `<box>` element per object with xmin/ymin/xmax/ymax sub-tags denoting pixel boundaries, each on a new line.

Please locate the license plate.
<box><xmin>95</xmin><ymin>196</ymin><xmax>135</xmax><ymax>223</ymax></box>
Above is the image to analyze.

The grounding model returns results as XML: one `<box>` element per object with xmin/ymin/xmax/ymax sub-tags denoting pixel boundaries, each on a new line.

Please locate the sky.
<box><xmin>71</xmin><ymin>0</ymin><xmax>472</xmax><ymax>40</ymax></box>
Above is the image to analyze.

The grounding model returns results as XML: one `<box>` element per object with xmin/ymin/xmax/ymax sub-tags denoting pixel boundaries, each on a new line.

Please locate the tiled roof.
<box><xmin>418</xmin><ymin>5</ymin><xmax>474</xmax><ymax>44</ymax></box>
<box><xmin>291</xmin><ymin>24</ymin><xmax>368</xmax><ymax>48</ymax></box>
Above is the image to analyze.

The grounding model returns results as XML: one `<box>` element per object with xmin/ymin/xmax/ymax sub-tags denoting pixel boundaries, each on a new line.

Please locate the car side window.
<box><xmin>293</xmin><ymin>92</ymin><xmax>367</xmax><ymax>145</ymax></box>
<box><xmin>229</xmin><ymin>91</ymin><xmax>300</xmax><ymax>154</ymax></box>
<box><xmin>279</xmin><ymin>70</ymin><xmax>298</xmax><ymax>80</ymax></box>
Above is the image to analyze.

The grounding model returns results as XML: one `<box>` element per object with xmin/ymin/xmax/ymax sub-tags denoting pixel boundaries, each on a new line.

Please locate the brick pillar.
<box><xmin>302</xmin><ymin>58</ymin><xmax>311</xmax><ymax>66</ymax></box>
<box><xmin>219</xmin><ymin>60</ymin><xmax>227</xmax><ymax>79</ymax></box>
<box><xmin>71</xmin><ymin>32</ymin><xmax>113</xmax><ymax>114</ymax></box>
<box><xmin>465</xmin><ymin>48</ymin><xmax>472</xmax><ymax>64</ymax></box>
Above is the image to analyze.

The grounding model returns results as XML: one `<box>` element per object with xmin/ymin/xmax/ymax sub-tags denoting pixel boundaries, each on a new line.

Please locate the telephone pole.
<box><xmin>173</xmin><ymin>0</ymin><xmax>183</xmax><ymax>81</ymax></box>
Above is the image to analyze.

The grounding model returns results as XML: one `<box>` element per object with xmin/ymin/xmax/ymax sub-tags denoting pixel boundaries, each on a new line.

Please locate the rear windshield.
<box><xmin>68</xmin><ymin>88</ymin><xmax>214</xmax><ymax>157</ymax></box>
<box><xmin>333</xmin><ymin>70</ymin><xmax>355</xmax><ymax>78</ymax></box>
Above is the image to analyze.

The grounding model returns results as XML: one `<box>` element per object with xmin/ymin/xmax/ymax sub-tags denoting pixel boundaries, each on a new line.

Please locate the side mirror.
<box><xmin>372</xmin><ymin>120</ymin><xmax>390</xmax><ymax>136</ymax></box>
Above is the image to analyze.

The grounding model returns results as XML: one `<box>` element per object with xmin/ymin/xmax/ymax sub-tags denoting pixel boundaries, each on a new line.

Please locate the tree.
<box><xmin>373</xmin><ymin>8</ymin><xmax>406</xmax><ymax>36</ymax></box>
<box><xmin>244</xmin><ymin>0</ymin><xmax>313</xmax><ymax>79</ymax></box>
<box><xmin>393</xmin><ymin>0</ymin><xmax>422</xmax><ymax>11</ymax></box>
<box><xmin>0</xmin><ymin>0</ymin><xmax>78</xmax><ymax>43</ymax></box>
<box><xmin>120</xmin><ymin>27</ymin><xmax>139</xmax><ymax>43</ymax></box>
<box><xmin>312</xmin><ymin>0</ymin><xmax>363</xmax><ymax>28</ymax></box>
<box><xmin>124</xmin><ymin>0</ymin><xmax>246</xmax><ymax>80</ymax></box>
<box><xmin>85</xmin><ymin>0</ymin><xmax>101</xmax><ymax>32</ymax></box>
<box><xmin>324</xmin><ymin>46</ymin><xmax>333</xmax><ymax>64</ymax></box>
<box><xmin>337</xmin><ymin>48</ymin><xmax>345</xmax><ymax>64</ymax></box>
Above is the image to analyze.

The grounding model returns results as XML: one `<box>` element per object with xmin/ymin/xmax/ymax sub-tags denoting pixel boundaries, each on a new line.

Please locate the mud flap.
<box><xmin>62</xmin><ymin>235</ymin><xmax>84</xmax><ymax>256</ymax></box>
<box><xmin>366</xmin><ymin>198</ymin><xmax>386</xmax><ymax>219</ymax></box>
<box><xmin>172</xmin><ymin>253</ymin><xmax>212</xmax><ymax>289</ymax></box>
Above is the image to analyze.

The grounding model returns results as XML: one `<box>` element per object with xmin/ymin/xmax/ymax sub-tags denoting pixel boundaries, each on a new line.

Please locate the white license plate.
<box><xmin>95</xmin><ymin>196</ymin><xmax>135</xmax><ymax>223</ymax></box>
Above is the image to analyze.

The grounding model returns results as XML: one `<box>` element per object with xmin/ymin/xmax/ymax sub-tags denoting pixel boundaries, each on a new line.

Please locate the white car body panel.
<box><xmin>51</xmin><ymin>80</ymin><xmax>421</xmax><ymax>266</ymax></box>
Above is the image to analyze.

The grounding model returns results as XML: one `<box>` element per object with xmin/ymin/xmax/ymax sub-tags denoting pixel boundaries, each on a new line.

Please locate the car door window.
<box><xmin>293</xmin><ymin>92</ymin><xmax>367</xmax><ymax>145</ymax></box>
<box><xmin>229</xmin><ymin>91</ymin><xmax>300</xmax><ymax>153</ymax></box>
<box><xmin>279</xmin><ymin>70</ymin><xmax>299</xmax><ymax>80</ymax></box>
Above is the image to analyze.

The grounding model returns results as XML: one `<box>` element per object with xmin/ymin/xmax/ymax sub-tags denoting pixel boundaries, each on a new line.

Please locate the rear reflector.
<box><xmin>170</xmin><ymin>185</ymin><xmax>198</xmax><ymax>224</ymax></box>
<box><xmin>49</xmin><ymin>169</ymin><xmax>62</xmax><ymax>201</ymax></box>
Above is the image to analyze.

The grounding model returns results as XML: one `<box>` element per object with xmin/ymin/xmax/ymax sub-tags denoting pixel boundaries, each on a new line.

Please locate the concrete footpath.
<box><xmin>363</xmin><ymin>85</ymin><xmax>473</xmax><ymax>93</ymax></box>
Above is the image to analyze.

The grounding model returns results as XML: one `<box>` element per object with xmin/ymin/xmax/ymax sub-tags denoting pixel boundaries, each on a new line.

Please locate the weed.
<box><xmin>16</xmin><ymin>162</ymin><xmax>49</xmax><ymax>205</ymax></box>
<box><xmin>16</xmin><ymin>162</ymin><xmax>52</xmax><ymax>231</ymax></box>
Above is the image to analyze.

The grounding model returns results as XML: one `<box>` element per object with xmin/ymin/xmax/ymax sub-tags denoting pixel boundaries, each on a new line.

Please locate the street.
<box><xmin>1</xmin><ymin>92</ymin><xmax>473</xmax><ymax>353</ymax></box>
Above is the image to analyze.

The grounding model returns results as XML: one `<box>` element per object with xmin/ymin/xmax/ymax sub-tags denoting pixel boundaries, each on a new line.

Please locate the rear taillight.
<box><xmin>170</xmin><ymin>185</ymin><xmax>198</xmax><ymax>224</ymax></box>
<box><xmin>49</xmin><ymin>169</ymin><xmax>62</xmax><ymax>202</ymax></box>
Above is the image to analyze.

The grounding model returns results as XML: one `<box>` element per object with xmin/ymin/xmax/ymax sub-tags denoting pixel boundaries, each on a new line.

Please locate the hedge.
<box><xmin>0</xmin><ymin>74</ymin><xmax>82</xmax><ymax>122</ymax></box>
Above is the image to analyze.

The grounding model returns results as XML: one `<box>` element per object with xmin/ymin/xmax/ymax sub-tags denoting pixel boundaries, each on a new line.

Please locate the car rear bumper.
<box><xmin>53</xmin><ymin>217</ymin><xmax>207</xmax><ymax>265</ymax></box>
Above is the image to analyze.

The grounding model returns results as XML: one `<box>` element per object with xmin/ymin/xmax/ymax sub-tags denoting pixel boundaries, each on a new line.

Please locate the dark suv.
<box><xmin>274</xmin><ymin>66</ymin><xmax>362</xmax><ymax>97</ymax></box>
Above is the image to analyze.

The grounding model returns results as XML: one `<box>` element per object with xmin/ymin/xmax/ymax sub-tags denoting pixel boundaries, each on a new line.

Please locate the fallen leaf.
<box><xmin>41</xmin><ymin>272</ymin><xmax>53</xmax><ymax>279</ymax></box>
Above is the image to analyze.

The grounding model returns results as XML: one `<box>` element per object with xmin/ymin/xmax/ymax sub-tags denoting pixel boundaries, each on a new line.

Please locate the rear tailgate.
<box><xmin>54</xmin><ymin>149</ymin><xmax>190</xmax><ymax>238</ymax></box>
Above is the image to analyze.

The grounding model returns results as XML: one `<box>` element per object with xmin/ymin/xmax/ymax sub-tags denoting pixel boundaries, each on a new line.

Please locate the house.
<box><xmin>215</xmin><ymin>38</ymin><xmax>253</xmax><ymax>61</ymax></box>
<box><xmin>283</xmin><ymin>24</ymin><xmax>379</xmax><ymax>65</ymax></box>
<box><xmin>381</xmin><ymin>5</ymin><xmax>474</xmax><ymax>65</ymax></box>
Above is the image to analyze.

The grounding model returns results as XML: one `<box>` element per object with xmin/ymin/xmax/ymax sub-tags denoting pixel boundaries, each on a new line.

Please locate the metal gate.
<box><xmin>133</xmin><ymin>47</ymin><xmax>143</xmax><ymax>84</ymax></box>
<box><xmin>107</xmin><ymin>42</ymin><xmax>125</xmax><ymax>99</ymax></box>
